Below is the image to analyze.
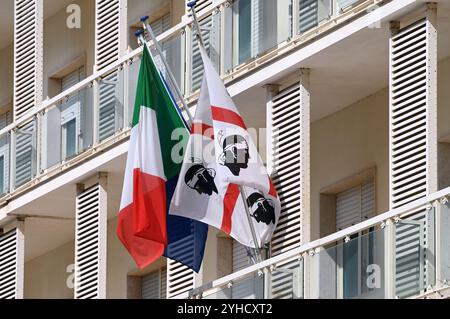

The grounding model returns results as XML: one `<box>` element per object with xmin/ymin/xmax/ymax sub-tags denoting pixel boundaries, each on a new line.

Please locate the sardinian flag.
<box><xmin>170</xmin><ymin>47</ymin><xmax>280</xmax><ymax>248</ymax></box>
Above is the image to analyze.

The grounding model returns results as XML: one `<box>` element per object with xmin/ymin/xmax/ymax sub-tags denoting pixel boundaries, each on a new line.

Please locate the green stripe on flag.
<box><xmin>133</xmin><ymin>45</ymin><xmax>188</xmax><ymax>180</ymax></box>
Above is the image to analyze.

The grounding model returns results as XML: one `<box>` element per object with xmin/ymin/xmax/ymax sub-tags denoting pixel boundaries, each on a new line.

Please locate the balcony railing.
<box><xmin>180</xmin><ymin>186</ymin><xmax>450</xmax><ymax>299</ymax></box>
<box><xmin>0</xmin><ymin>0</ymin><xmax>380</xmax><ymax>201</ymax></box>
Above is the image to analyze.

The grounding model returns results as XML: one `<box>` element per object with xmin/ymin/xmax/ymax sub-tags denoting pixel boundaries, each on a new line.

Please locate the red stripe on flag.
<box><xmin>269</xmin><ymin>179</ymin><xmax>278</xmax><ymax>198</ymax></box>
<box><xmin>211</xmin><ymin>106</ymin><xmax>247</xmax><ymax>129</ymax></box>
<box><xmin>191</xmin><ymin>122</ymin><xmax>214</xmax><ymax>139</ymax></box>
<box><xmin>221</xmin><ymin>183</ymin><xmax>240</xmax><ymax>235</ymax></box>
<box><xmin>116</xmin><ymin>169</ymin><xmax>167</xmax><ymax>269</ymax></box>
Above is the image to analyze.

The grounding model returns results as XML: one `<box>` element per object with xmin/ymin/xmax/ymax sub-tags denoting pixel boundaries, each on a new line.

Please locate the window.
<box><xmin>335</xmin><ymin>181</ymin><xmax>376</xmax><ymax>299</ymax></box>
<box><xmin>142</xmin><ymin>268</ymin><xmax>167</xmax><ymax>299</ymax></box>
<box><xmin>60</xmin><ymin>66</ymin><xmax>85</xmax><ymax>160</ymax></box>
<box><xmin>129</xmin><ymin>12</ymin><xmax>171</xmax><ymax>51</ymax></box>
<box><xmin>231</xmin><ymin>241</ymin><xmax>263</xmax><ymax>298</ymax></box>
<box><xmin>320</xmin><ymin>170</ymin><xmax>377</xmax><ymax>299</ymax></box>
<box><xmin>0</xmin><ymin>110</ymin><xmax>11</xmax><ymax>195</ymax></box>
<box><xmin>62</xmin><ymin>119</ymin><xmax>77</xmax><ymax>159</ymax></box>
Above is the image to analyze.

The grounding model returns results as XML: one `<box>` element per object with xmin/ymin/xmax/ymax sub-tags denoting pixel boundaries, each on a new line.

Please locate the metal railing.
<box><xmin>179</xmin><ymin>186</ymin><xmax>450</xmax><ymax>299</ymax></box>
<box><xmin>0</xmin><ymin>0</ymin><xmax>380</xmax><ymax>202</ymax></box>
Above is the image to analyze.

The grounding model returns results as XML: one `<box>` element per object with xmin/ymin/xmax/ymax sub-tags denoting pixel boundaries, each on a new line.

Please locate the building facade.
<box><xmin>0</xmin><ymin>0</ymin><xmax>449</xmax><ymax>299</ymax></box>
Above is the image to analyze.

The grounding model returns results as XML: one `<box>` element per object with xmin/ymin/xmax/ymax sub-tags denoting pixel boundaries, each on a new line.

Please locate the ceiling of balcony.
<box><xmin>0</xmin><ymin>0</ymin><xmax>74</xmax><ymax>51</ymax></box>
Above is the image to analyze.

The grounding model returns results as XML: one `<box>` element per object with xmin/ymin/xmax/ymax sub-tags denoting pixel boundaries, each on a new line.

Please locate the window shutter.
<box><xmin>299</xmin><ymin>0</ymin><xmax>320</xmax><ymax>33</ymax></box>
<box><xmin>166</xmin><ymin>260</ymin><xmax>194</xmax><ymax>299</ymax></box>
<box><xmin>0</xmin><ymin>226</ymin><xmax>24</xmax><ymax>299</ymax></box>
<box><xmin>389</xmin><ymin>17</ymin><xmax>437</xmax><ymax>209</ymax></box>
<box><xmin>361</xmin><ymin>181</ymin><xmax>375</xmax><ymax>220</ymax></box>
<box><xmin>95</xmin><ymin>0</ymin><xmax>126</xmax><ymax>71</ymax></box>
<box><xmin>336</xmin><ymin>181</ymin><xmax>375</xmax><ymax>231</ymax></box>
<box><xmin>13</xmin><ymin>0</ymin><xmax>43</xmax><ymax>121</ymax></box>
<box><xmin>337</xmin><ymin>0</ymin><xmax>363</xmax><ymax>11</ymax></box>
<box><xmin>269</xmin><ymin>84</ymin><xmax>302</xmax><ymax>256</ymax></box>
<box><xmin>14</xmin><ymin>121</ymin><xmax>36</xmax><ymax>188</ymax></box>
<box><xmin>61</xmin><ymin>67</ymin><xmax>86</xmax><ymax>154</ymax></box>
<box><xmin>189</xmin><ymin>13</ymin><xmax>221</xmax><ymax>92</ymax></box>
<box><xmin>336</xmin><ymin>186</ymin><xmax>362</xmax><ymax>231</ymax></box>
<box><xmin>395</xmin><ymin>210</ymin><xmax>435</xmax><ymax>298</ymax></box>
<box><xmin>185</xmin><ymin>0</ymin><xmax>212</xmax><ymax>15</ymax></box>
<box><xmin>75</xmin><ymin>181</ymin><xmax>107</xmax><ymax>299</ymax></box>
<box><xmin>231</xmin><ymin>241</ymin><xmax>263</xmax><ymax>299</ymax></box>
<box><xmin>390</xmin><ymin>13</ymin><xmax>437</xmax><ymax>298</ymax></box>
<box><xmin>270</xmin><ymin>259</ymin><xmax>303</xmax><ymax>299</ymax></box>
<box><xmin>142</xmin><ymin>268</ymin><xmax>167</xmax><ymax>299</ymax></box>
<box><xmin>98</xmin><ymin>72</ymin><xmax>123</xmax><ymax>142</ymax></box>
<box><xmin>150</xmin><ymin>13</ymin><xmax>171</xmax><ymax>37</ymax></box>
<box><xmin>0</xmin><ymin>112</ymin><xmax>12</xmax><ymax>194</ymax></box>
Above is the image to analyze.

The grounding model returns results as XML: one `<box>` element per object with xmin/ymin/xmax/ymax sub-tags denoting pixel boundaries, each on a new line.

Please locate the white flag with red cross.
<box><xmin>170</xmin><ymin>47</ymin><xmax>280</xmax><ymax>248</ymax></box>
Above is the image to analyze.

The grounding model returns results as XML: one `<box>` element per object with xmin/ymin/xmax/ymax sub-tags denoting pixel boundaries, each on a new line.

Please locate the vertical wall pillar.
<box><xmin>13</xmin><ymin>0</ymin><xmax>44</xmax><ymax>121</ymax></box>
<box><xmin>94</xmin><ymin>0</ymin><xmax>128</xmax><ymax>72</ymax></box>
<box><xmin>266</xmin><ymin>70</ymin><xmax>310</xmax><ymax>298</ymax></box>
<box><xmin>389</xmin><ymin>4</ymin><xmax>438</xmax><ymax>210</ymax></box>
<box><xmin>388</xmin><ymin>3</ymin><xmax>438</xmax><ymax>298</ymax></box>
<box><xmin>0</xmin><ymin>221</ymin><xmax>25</xmax><ymax>299</ymax></box>
<box><xmin>299</xmin><ymin>69</ymin><xmax>311</xmax><ymax>245</ymax></box>
<box><xmin>74</xmin><ymin>173</ymin><xmax>108</xmax><ymax>299</ymax></box>
<box><xmin>268</xmin><ymin>68</ymin><xmax>311</xmax><ymax>258</ymax></box>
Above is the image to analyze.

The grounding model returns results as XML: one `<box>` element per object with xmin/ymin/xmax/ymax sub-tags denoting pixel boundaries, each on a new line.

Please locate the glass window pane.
<box><xmin>64</xmin><ymin>119</ymin><xmax>77</xmax><ymax>159</ymax></box>
<box><xmin>238</xmin><ymin>0</ymin><xmax>252</xmax><ymax>64</ymax></box>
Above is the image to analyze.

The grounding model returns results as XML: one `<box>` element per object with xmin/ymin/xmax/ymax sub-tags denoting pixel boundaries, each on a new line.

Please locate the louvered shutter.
<box><xmin>395</xmin><ymin>210</ymin><xmax>435</xmax><ymax>298</ymax></box>
<box><xmin>14</xmin><ymin>121</ymin><xmax>36</xmax><ymax>188</ymax></box>
<box><xmin>13</xmin><ymin>0</ymin><xmax>43</xmax><ymax>121</ymax></box>
<box><xmin>336</xmin><ymin>181</ymin><xmax>375</xmax><ymax>231</ymax></box>
<box><xmin>389</xmin><ymin>18</ymin><xmax>437</xmax><ymax>209</ymax></box>
<box><xmin>299</xmin><ymin>0</ymin><xmax>319</xmax><ymax>33</ymax></box>
<box><xmin>337</xmin><ymin>0</ymin><xmax>363</xmax><ymax>11</ymax></box>
<box><xmin>142</xmin><ymin>268</ymin><xmax>167</xmax><ymax>299</ymax></box>
<box><xmin>75</xmin><ymin>181</ymin><xmax>107</xmax><ymax>299</ymax></box>
<box><xmin>0</xmin><ymin>226</ymin><xmax>24</xmax><ymax>299</ymax></box>
<box><xmin>166</xmin><ymin>260</ymin><xmax>194</xmax><ymax>299</ymax></box>
<box><xmin>185</xmin><ymin>0</ymin><xmax>212</xmax><ymax>15</ymax></box>
<box><xmin>98</xmin><ymin>71</ymin><xmax>123</xmax><ymax>142</ymax></box>
<box><xmin>0</xmin><ymin>112</ymin><xmax>12</xmax><ymax>195</ymax></box>
<box><xmin>231</xmin><ymin>241</ymin><xmax>263</xmax><ymax>299</ymax></box>
<box><xmin>189</xmin><ymin>13</ymin><xmax>220</xmax><ymax>92</ymax></box>
<box><xmin>61</xmin><ymin>67</ymin><xmax>86</xmax><ymax>159</ymax></box>
<box><xmin>298</xmin><ymin>0</ymin><xmax>331</xmax><ymax>34</ymax></box>
<box><xmin>165</xmin><ymin>219</ymin><xmax>197</xmax><ymax>299</ymax></box>
<box><xmin>390</xmin><ymin>14</ymin><xmax>437</xmax><ymax>298</ymax></box>
<box><xmin>270</xmin><ymin>258</ymin><xmax>303</xmax><ymax>299</ymax></box>
<box><xmin>269</xmin><ymin>84</ymin><xmax>302</xmax><ymax>256</ymax></box>
<box><xmin>95</xmin><ymin>0</ymin><xmax>127</xmax><ymax>71</ymax></box>
<box><xmin>150</xmin><ymin>13</ymin><xmax>171</xmax><ymax>37</ymax></box>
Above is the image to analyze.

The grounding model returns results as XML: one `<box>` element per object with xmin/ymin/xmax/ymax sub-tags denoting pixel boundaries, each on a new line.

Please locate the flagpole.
<box><xmin>135</xmin><ymin>30</ymin><xmax>194</xmax><ymax>128</ymax></box>
<box><xmin>139</xmin><ymin>17</ymin><xmax>195</xmax><ymax>126</ymax></box>
<box><xmin>187</xmin><ymin>0</ymin><xmax>263</xmax><ymax>264</ymax></box>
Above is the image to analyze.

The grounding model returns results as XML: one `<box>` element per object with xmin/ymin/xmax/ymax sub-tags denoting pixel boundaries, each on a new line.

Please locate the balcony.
<box><xmin>0</xmin><ymin>0</ymin><xmax>382</xmax><ymax>203</ymax></box>
<box><xmin>181</xmin><ymin>187</ymin><xmax>450</xmax><ymax>299</ymax></box>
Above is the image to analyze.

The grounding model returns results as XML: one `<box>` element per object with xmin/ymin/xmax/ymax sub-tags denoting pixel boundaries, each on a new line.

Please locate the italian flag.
<box><xmin>117</xmin><ymin>45</ymin><xmax>187</xmax><ymax>269</ymax></box>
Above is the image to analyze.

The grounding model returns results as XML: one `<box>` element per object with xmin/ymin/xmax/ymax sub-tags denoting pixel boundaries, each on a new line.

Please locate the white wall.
<box><xmin>0</xmin><ymin>45</ymin><xmax>13</xmax><ymax>107</ymax></box>
<box><xmin>24</xmin><ymin>241</ymin><xmax>74</xmax><ymax>299</ymax></box>
<box><xmin>43</xmin><ymin>0</ymin><xmax>95</xmax><ymax>99</ymax></box>
<box><xmin>310</xmin><ymin>88</ymin><xmax>389</xmax><ymax>239</ymax></box>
